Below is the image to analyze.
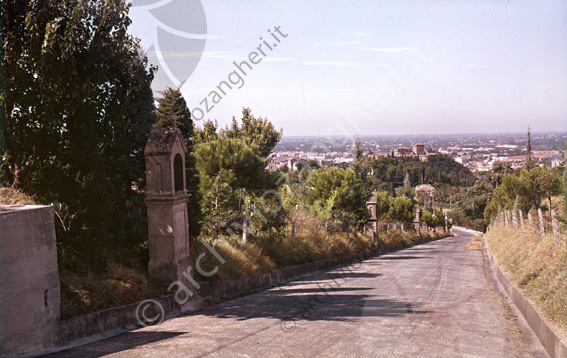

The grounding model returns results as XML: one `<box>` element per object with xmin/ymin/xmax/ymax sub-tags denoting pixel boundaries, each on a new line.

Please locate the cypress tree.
<box><xmin>524</xmin><ymin>126</ymin><xmax>533</xmax><ymax>170</ymax></box>
<box><xmin>155</xmin><ymin>87</ymin><xmax>193</xmax><ymax>144</ymax></box>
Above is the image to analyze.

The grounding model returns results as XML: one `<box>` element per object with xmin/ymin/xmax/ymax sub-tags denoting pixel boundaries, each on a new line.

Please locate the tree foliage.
<box><xmin>388</xmin><ymin>196</ymin><xmax>415</xmax><ymax>225</ymax></box>
<box><xmin>221</xmin><ymin>107</ymin><xmax>283</xmax><ymax>158</ymax></box>
<box><xmin>1</xmin><ymin>0</ymin><xmax>156</xmax><ymax>256</ymax></box>
<box><xmin>194</xmin><ymin>119</ymin><xmax>219</xmax><ymax>144</ymax></box>
<box><xmin>368</xmin><ymin>154</ymin><xmax>474</xmax><ymax>191</ymax></box>
<box><xmin>194</xmin><ymin>138</ymin><xmax>280</xmax><ymax>238</ymax></box>
<box><xmin>155</xmin><ymin>87</ymin><xmax>193</xmax><ymax>143</ymax></box>
<box><xmin>305</xmin><ymin>167</ymin><xmax>366</xmax><ymax>226</ymax></box>
<box><xmin>484</xmin><ymin>167</ymin><xmax>542</xmax><ymax>220</ymax></box>
<box><xmin>449</xmin><ymin>179</ymin><xmax>493</xmax><ymax>230</ymax></box>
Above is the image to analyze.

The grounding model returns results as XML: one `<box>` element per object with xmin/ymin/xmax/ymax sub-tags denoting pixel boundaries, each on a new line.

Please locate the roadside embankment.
<box><xmin>484</xmin><ymin>223</ymin><xmax>567</xmax><ymax>358</ymax></box>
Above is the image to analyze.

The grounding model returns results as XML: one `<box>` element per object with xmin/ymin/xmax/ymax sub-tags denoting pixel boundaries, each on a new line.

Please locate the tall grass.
<box><xmin>0</xmin><ymin>186</ymin><xmax>37</xmax><ymax>205</ymax></box>
<box><xmin>485</xmin><ymin>220</ymin><xmax>567</xmax><ymax>334</ymax></box>
<box><xmin>193</xmin><ymin>213</ymin><xmax>450</xmax><ymax>282</ymax></box>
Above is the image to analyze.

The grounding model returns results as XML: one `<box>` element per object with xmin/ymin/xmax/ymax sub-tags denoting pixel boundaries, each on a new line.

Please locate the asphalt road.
<box><xmin>45</xmin><ymin>227</ymin><xmax>547</xmax><ymax>357</ymax></box>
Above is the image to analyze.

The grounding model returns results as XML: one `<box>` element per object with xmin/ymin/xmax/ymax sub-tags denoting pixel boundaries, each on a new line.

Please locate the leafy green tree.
<box><xmin>450</xmin><ymin>179</ymin><xmax>493</xmax><ymax>230</ymax></box>
<box><xmin>194</xmin><ymin>119</ymin><xmax>219</xmax><ymax>144</ymax></box>
<box><xmin>195</xmin><ymin>138</ymin><xmax>271</xmax><ymax>191</ymax></box>
<box><xmin>375</xmin><ymin>191</ymin><xmax>391</xmax><ymax>221</ymax></box>
<box><xmin>536</xmin><ymin>168</ymin><xmax>555</xmax><ymax>211</ymax></box>
<box><xmin>155</xmin><ymin>87</ymin><xmax>193</xmax><ymax>143</ymax></box>
<box><xmin>221</xmin><ymin>107</ymin><xmax>283</xmax><ymax>158</ymax></box>
<box><xmin>2</xmin><ymin>0</ymin><xmax>156</xmax><ymax>256</ymax></box>
<box><xmin>305</xmin><ymin>167</ymin><xmax>366</xmax><ymax>226</ymax></box>
<box><xmin>484</xmin><ymin>167</ymin><xmax>542</xmax><ymax>221</ymax></box>
<box><xmin>388</xmin><ymin>196</ymin><xmax>414</xmax><ymax>225</ymax></box>
<box><xmin>194</xmin><ymin>138</ymin><xmax>277</xmax><ymax>238</ymax></box>
<box><xmin>421</xmin><ymin>208</ymin><xmax>444</xmax><ymax>228</ymax></box>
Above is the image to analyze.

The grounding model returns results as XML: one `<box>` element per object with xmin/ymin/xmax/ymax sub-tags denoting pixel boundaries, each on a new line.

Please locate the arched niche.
<box><xmin>174</xmin><ymin>153</ymin><xmax>184</xmax><ymax>192</ymax></box>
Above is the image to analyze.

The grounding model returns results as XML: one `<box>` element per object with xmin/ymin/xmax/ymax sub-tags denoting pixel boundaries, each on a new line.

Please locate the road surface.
<box><xmin>45</xmin><ymin>227</ymin><xmax>547</xmax><ymax>357</ymax></box>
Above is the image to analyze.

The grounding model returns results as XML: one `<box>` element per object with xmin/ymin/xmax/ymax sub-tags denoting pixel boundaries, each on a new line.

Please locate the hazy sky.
<box><xmin>128</xmin><ymin>0</ymin><xmax>567</xmax><ymax>136</ymax></box>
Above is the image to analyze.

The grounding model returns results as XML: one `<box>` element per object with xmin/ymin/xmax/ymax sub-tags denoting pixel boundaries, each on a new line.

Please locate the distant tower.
<box><xmin>413</xmin><ymin>143</ymin><xmax>425</xmax><ymax>156</ymax></box>
<box><xmin>144</xmin><ymin>128</ymin><xmax>192</xmax><ymax>284</ymax></box>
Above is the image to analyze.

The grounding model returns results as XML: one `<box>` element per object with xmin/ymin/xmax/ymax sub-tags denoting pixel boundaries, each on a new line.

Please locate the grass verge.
<box><xmin>484</xmin><ymin>222</ymin><xmax>567</xmax><ymax>335</ymax></box>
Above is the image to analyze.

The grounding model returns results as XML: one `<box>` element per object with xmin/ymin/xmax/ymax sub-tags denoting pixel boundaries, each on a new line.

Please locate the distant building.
<box><xmin>394</xmin><ymin>147</ymin><xmax>413</xmax><ymax>157</ymax></box>
<box><xmin>415</xmin><ymin>184</ymin><xmax>436</xmax><ymax>194</ymax></box>
<box><xmin>413</xmin><ymin>143</ymin><xmax>425</xmax><ymax>156</ymax></box>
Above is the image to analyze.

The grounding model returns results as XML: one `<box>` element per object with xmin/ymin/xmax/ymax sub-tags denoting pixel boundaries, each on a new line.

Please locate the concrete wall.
<box><xmin>0</xmin><ymin>205</ymin><xmax>61</xmax><ymax>357</ymax></box>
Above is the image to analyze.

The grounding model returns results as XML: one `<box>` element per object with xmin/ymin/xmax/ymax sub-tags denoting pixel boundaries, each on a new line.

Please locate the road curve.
<box><xmin>46</xmin><ymin>227</ymin><xmax>547</xmax><ymax>357</ymax></box>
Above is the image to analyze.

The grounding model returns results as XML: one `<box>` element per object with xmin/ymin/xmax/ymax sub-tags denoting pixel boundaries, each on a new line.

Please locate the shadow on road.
<box><xmin>43</xmin><ymin>332</ymin><xmax>186</xmax><ymax>358</ymax></box>
<box><xmin>378</xmin><ymin>255</ymin><xmax>429</xmax><ymax>260</ymax></box>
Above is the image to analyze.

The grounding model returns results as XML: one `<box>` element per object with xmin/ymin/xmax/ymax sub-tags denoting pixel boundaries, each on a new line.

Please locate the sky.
<box><xmin>128</xmin><ymin>0</ymin><xmax>567</xmax><ymax>137</ymax></box>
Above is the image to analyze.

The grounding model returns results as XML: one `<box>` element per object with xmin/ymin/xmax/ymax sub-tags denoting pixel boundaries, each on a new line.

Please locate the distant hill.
<box><xmin>369</xmin><ymin>154</ymin><xmax>475</xmax><ymax>188</ymax></box>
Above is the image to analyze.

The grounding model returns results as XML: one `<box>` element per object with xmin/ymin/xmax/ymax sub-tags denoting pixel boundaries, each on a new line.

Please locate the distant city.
<box><xmin>271</xmin><ymin>131</ymin><xmax>567</xmax><ymax>173</ymax></box>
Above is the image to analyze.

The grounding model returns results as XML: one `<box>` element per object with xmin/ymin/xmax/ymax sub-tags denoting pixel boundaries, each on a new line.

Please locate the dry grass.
<box><xmin>466</xmin><ymin>235</ymin><xmax>483</xmax><ymax>251</ymax></box>
<box><xmin>485</xmin><ymin>221</ymin><xmax>567</xmax><ymax>334</ymax></box>
<box><xmin>193</xmin><ymin>224</ymin><xmax>373</xmax><ymax>282</ymax></box>
<box><xmin>0</xmin><ymin>187</ymin><xmax>38</xmax><ymax>205</ymax></box>
<box><xmin>59</xmin><ymin>243</ymin><xmax>167</xmax><ymax>319</ymax></box>
<box><xmin>193</xmin><ymin>218</ymin><xmax>451</xmax><ymax>282</ymax></box>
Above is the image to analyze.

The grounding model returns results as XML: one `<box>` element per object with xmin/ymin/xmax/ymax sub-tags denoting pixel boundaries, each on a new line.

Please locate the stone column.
<box><xmin>144</xmin><ymin>128</ymin><xmax>193</xmax><ymax>289</ymax></box>
<box><xmin>414</xmin><ymin>207</ymin><xmax>421</xmax><ymax>236</ymax></box>
<box><xmin>366</xmin><ymin>194</ymin><xmax>378</xmax><ymax>246</ymax></box>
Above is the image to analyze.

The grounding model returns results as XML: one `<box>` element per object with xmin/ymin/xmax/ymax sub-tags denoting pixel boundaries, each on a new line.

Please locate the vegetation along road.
<box><xmin>48</xmin><ymin>227</ymin><xmax>547</xmax><ymax>357</ymax></box>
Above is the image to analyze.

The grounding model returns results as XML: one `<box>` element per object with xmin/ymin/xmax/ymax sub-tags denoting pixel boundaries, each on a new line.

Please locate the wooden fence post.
<box><xmin>291</xmin><ymin>217</ymin><xmax>296</xmax><ymax>239</ymax></box>
<box><xmin>551</xmin><ymin>209</ymin><xmax>559</xmax><ymax>245</ymax></box>
<box><xmin>519</xmin><ymin>210</ymin><xmax>525</xmax><ymax>231</ymax></box>
<box><xmin>538</xmin><ymin>208</ymin><xmax>545</xmax><ymax>237</ymax></box>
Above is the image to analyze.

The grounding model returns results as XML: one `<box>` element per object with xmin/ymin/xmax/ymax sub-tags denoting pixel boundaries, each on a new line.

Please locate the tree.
<box><xmin>2</xmin><ymin>0</ymin><xmax>156</xmax><ymax>255</ymax></box>
<box><xmin>484</xmin><ymin>168</ymin><xmax>542</xmax><ymax>221</ymax></box>
<box><xmin>536</xmin><ymin>168</ymin><xmax>555</xmax><ymax>211</ymax></box>
<box><xmin>388</xmin><ymin>196</ymin><xmax>414</xmax><ymax>225</ymax></box>
<box><xmin>194</xmin><ymin>119</ymin><xmax>219</xmax><ymax>144</ymax></box>
<box><xmin>524</xmin><ymin>126</ymin><xmax>533</xmax><ymax>170</ymax></box>
<box><xmin>220</xmin><ymin>107</ymin><xmax>283</xmax><ymax>158</ymax></box>
<box><xmin>194</xmin><ymin>137</ymin><xmax>280</xmax><ymax>238</ymax></box>
<box><xmin>195</xmin><ymin>138</ymin><xmax>271</xmax><ymax>191</ymax></box>
<box><xmin>375</xmin><ymin>191</ymin><xmax>391</xmax><ymax>220</ymax></box>
<box><xmin>155</xmin><ymin>87</ymin><xmax>193</xmax><ymax>143</ymax></box>
<box><xmin>353</xmin><ymin>138</ymin><xmax>363</xmax><ymax>163</ymax></box>
<box><xmin>450</xmin><ymin>179</ymin><xmax>493</xmax><ymax>230</ymax></box>
<box><xmin>305</xmin><ymin>167</ymin><xmax>366</xmax><ymax>226</ymax></box>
